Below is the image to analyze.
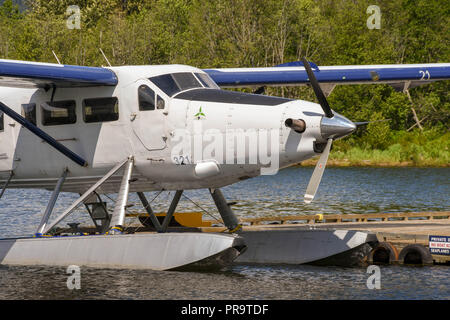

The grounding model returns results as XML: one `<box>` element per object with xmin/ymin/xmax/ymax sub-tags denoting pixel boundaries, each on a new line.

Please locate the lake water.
<box><xmin>0</xmin><ymin>167</ymin><xmax>449</xmax><ymax>300</ymax></box>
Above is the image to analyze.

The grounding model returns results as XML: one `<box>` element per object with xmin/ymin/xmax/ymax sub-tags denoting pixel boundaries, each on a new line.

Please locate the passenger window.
<box><xmin>157</xmin><ymin>95</ymin><xmax>165</xmax><ymax>110</ymax></box>
<box><xmin>83</xmin><ymin>97</ymin><xmax>119</xmax><ymax>123</ymax></box>
<box><xmin>138</xmin><ymin>85</ymin><xmax>155</xmax><ymax>111</ymax></box>
<box><xmin>0</xmin><ymin>111</ymin><xmax>3</xmax><ymax>132</ymax></box>
<box><xmin>41</xmin><ymin>100</ymin><xmax>76</xmax><ymax>126</ymax></box>
<box><xmin>21</xmin><ymin>103</ymin><xmax>36</xmax><ymax>126</ymax></box>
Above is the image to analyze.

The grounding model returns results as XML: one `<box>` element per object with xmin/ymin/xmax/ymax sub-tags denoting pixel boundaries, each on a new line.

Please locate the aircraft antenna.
<box><xmin>52</xmin><ymin>50</ymin><xmax>62</xmax><ymax>65</ymax></box>
<box><xmin>99</xmin><ymin>48</ymin><xmax>112</xmax><ymax>67</ymax></box>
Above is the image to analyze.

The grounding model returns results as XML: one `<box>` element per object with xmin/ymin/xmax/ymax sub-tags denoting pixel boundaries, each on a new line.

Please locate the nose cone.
<box><xmin>320</xmin><ymin>113</ymin><xmax>356</xmax><ymax>140</ymax></box>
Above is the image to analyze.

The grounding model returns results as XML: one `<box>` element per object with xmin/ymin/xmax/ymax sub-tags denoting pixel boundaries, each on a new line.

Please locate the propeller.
<box><xmin>304</xmin><ymin>138</ymin><xmax>332</xmax><ymax>204</ymax></box>
<box><xmin>354</xmin><ymin>119</ymin><xmax>391</xmax><ymax>127</ymax></box>
<box><xmin>301</xmin><ymin>57</ymin><xmax>334</xmax><ymax>118</ymax></box>
<box><xmin>300</xmin><ymin>57</ymin><xmax>357</xmax><ymax>203</ymax></box>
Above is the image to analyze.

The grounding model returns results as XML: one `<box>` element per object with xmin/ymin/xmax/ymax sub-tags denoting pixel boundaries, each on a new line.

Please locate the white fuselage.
<box><xmin>0</xmin><ymin>65</ymin><xmax>325</xmax><ymax>194</ymax></box>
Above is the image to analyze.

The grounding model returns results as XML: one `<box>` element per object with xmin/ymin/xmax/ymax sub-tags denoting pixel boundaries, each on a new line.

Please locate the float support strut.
<box><xmin>36</xmin><ymin>168</ymin><xmax>68</xmax><ymax>235</ymax></box>
<box><xmin>209</xmin><ymin>188</ymin><xmax>241</xmax><ymax>232</ymax></box>
<box><xmin>42</xmin><ymin>158</ymin><xmax>130</xmax><ymax>234</ymax></box>
<box><xmin>160</xmin><ymin>190</ymin><xmax>183</xmax><ymax>232</ymax></box>
<box><xmin>137</xmin><ymin>192</ymin><xmax>163</xmax><ymax>232</ymax></box>
<box><xmin>109</xmin><ymin>156</ymin><xmax>134</xmax><ymax>234</ymax></box>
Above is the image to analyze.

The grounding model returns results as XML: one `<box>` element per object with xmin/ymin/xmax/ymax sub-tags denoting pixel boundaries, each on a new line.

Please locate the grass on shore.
<box><xmin>301</xmin><ymin>130</ymin><xmax>450</xmax><ymax>167</ymax></box>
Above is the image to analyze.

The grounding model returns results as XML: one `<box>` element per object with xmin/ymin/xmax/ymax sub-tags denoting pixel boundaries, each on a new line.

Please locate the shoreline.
<box><xmin>297</xmin><ymin>159</ymin><xmax>450</xmax><ymax>168</ymax></box>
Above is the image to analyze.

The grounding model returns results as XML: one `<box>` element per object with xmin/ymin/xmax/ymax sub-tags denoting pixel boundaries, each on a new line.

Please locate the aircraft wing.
<box><xmin>0</xmin><ymin>59</ymin><xmax>118</xmax><ymax>89</ymax></box>
<box><xmin>203</xmin><ymin>62</ymin><xmax>450</xmax><ymax>92</ymax></box>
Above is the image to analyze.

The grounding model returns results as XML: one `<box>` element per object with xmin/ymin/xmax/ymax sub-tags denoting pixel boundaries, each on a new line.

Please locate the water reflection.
<box><xmin>0</xmin><ymin>264</ymin><xmax>448</xmax><ymax>300</ymax></box>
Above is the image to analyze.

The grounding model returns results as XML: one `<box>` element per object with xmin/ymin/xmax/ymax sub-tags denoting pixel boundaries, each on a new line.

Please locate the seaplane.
<box><xmin>0</xmin><ymin>56</ymin><xmax>449</xmax><ymax>270</ymax></box>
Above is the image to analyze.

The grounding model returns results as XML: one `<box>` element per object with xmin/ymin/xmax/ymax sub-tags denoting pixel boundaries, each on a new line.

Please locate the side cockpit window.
<box><xmin>157</xmin><ymin>95</ymin><xmax>165</xmax><ymax>109</ymax></box>
<box><xmin>83</xmin><ymin>97</ymin><xmax>119</xmax><ymax>123</ymax></box>
<box><xmin>138</xmin><ymin>85</ymin><xmax>155</xmax><ymax>111</ymax></box>
<box><xmin>139</xmin><ymin>85</ymin><xmax>165</xmax><ymax>111</ymax></box>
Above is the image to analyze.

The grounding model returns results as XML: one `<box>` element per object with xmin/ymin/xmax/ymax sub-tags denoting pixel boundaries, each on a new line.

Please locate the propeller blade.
<box><xmin>302</xmin><ymin>57</ymin><xmax>334</xmax><ymax>118</ymax></box>
<box><xmin>354</xmin><ymin>119</ymin><xmax>391</xmax><ymax>127</ymax></box>
<box><xmin>304</xmin><ymin>138</ymin><xmax>333</xmax><ymax>204</ymax></box>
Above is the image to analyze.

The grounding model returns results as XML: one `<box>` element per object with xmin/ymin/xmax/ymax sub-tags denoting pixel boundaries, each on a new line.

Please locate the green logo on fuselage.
<box><xmin>194</xmin><ymin>107</ymin><xmax>206</xmax><ymax>120</ymax></box>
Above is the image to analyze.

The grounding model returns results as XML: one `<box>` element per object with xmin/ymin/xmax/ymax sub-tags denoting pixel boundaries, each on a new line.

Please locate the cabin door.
<box><xmin>130</xmin><ymin>80</ymin><xmax>168</xmax><ymax>151</ymax></box>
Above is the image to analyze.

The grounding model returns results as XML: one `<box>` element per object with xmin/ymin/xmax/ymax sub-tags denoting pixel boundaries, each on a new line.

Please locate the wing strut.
<box><xmin>0</xmin><ymin>101</ymin><xmax>88</xmax><ymax>167</ymax></box>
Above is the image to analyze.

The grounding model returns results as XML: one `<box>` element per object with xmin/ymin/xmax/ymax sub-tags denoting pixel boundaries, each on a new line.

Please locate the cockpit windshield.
<box><xmin>194</xmin><ymin>73</ymin><xmax>220</xmax><ymax>90</ymax></box>
<box><xmin>149</xmin><ymin>72</ymin><xmax>219</xmax><ymax>97</ymax></box>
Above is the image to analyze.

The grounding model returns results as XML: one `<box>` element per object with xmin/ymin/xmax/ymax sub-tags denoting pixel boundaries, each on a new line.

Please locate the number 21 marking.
<box><xmin>419</xmin><ymin>70</ymin><xmax>430</xmax><ymax>80</ymax></box>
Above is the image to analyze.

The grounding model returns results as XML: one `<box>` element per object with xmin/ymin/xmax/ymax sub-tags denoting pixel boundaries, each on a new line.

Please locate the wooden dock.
<box><xmin>237</xmin><ymin>211</ymin><xmax>450</xmax><ymax>225</ymax></box>
<box><xmin>230</xmin><ymin>211</ymin><xmax>450</xmax><ymax>265</ymax></box>
<box><xmin>124</xmin><ymin>211</ymin><xmax>450</xmax><ymax>265</ymax></box>
<box><xmin>127</xmin><ymin>210</ymin><xmax>450</xmax><ymax>265</ymax></box>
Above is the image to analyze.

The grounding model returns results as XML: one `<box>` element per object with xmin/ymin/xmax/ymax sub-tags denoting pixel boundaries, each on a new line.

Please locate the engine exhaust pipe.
<box><xmin>285</xmin><ymin>118</ymin><xmax>306</xmax><ymax>133</ymax></box>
